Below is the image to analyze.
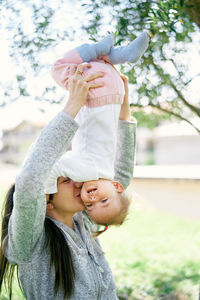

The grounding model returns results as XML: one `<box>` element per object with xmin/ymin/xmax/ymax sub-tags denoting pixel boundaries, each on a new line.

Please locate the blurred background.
<box><xmin>0</xmin><ymin>0</ymin><xmax>200</xmax><ymax>299</ymax></box>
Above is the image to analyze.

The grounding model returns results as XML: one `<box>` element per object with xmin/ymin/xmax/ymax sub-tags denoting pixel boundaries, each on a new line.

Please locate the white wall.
<box><xmin>153</xmin><ymin>135</ymin><xmax>200</xmax><ymax>164</ymax></box>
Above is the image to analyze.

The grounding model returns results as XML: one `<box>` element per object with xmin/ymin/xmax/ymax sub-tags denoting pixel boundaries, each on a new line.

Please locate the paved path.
<box><xmin>131</xmin><ymin>178</ymin><xmax>200</xmax><ymax>221</ymax></box>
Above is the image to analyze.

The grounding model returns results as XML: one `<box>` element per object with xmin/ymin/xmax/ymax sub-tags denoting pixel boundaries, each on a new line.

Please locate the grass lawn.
<box><xmin>1</xmin><ymin>187</ymin><xmax>200</xmax><ymax>300</ymax></box>
<box><xmin>99</xmin><ymin>203</ymin><xmax>200</xmax><ymax>300</ymax></box>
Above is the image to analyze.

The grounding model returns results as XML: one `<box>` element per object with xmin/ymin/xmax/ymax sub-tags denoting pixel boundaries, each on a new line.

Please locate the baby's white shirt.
<box><xmin>44</xmin><ymin>104</ymin><xmax>121</xmax><ymax>194</ymax></box>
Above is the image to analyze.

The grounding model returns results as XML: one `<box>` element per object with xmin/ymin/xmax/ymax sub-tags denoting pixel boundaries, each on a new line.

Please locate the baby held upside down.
<box><xmin>44</xmin><ymin>32</ymin><xmax>150</xmax><ymax>227</ymax></box>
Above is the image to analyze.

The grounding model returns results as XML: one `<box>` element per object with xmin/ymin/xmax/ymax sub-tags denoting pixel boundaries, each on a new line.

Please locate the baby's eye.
<box><xmin>101</xmin><ymin>199</ymin><xmax>108</xmax><ymax>203</ymax></box>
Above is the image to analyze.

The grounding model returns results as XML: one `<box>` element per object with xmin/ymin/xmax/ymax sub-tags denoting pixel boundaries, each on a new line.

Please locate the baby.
<box><xmin>44</xmin><ymin>32</ymin><xmax>150</xmax><ymax>227</ymax></box>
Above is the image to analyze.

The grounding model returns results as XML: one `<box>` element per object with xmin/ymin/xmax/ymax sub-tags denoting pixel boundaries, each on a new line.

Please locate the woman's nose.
<box><xmin>73</xmin><ymin>181</ymin><xmax>83</xmax><ymax>188</ymax></box>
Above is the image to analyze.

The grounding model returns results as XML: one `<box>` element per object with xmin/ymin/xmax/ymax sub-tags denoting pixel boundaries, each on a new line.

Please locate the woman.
<box><xmin>0</xmin><ymin>63</ymin><xmax>136</xmax><ymax>299</ymax></box>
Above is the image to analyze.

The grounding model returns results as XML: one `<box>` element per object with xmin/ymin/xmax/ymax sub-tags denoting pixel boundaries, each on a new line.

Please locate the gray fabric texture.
<box><xmin>114</xmin><ymin>117</ymin><xmax>137</xmax><ymax>188</ymax></box>
<box><xmin>6</xmin><ymin>111</ymin><xmax>137</xmax><ymax>300</ymax></box>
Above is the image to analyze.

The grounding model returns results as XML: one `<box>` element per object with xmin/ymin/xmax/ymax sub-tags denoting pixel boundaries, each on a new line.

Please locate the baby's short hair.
<box><xmin>108</xmin><ymin>188</ymin><xmax>132</xmax><ymax>226</ymax></box>
<box><xmin>92</xmin><ymin>188</ymin><xmax>132</xmax><ymax>237</ymax></box>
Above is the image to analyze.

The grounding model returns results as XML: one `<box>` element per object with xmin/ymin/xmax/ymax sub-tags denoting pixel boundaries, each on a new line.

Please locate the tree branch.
<box><xmin>130</xmin><ymin>103</ymin><xmax>200</xmax><ymax>134</ymax></box>
<box><xmin>185</xmin><ymin>0</ymin><xmax>200</xmax><ymax>28</ymax></box>
<box><xmin>152</xmin><ymin>61</ymin><xmax>200</xmax><ymax>116</ymax></box>
<box><xmin>169</xmin><ymin>80</ymin><xmax>200</xmax><ymax>116</ymax></box>
<box><xmin>160</xmin><ymin>47</ymin><xmax>186</xmax><ymax>87</ymax></box>
<box><xmin>185</xmin><ymin>73</ymin><xmax>200</xmax><ymax>86</ymax></box>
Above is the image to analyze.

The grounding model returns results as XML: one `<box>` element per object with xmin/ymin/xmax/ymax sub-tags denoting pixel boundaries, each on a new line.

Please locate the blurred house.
<box><xmin>134</xmin><ymin>123</ymin><xmax>200</xmax><ymax>220</ymax></box>
<box><xmin>1</xmin><ymin>119</ymin><xmax>200</xmax><ymax>167</ymax></box>
<box><xmin>0</xmin><ymin>119</ymin><xmax>199</xmax><ymax>220</ymax></box>
<box><xmin>0</xmin><ymin>120</ymin><xmax>45</xmax><ymax>165</ymax></box>
<box><xmin>136</xmin><ymin>121</ymin><xmax>200</xmax><ymax>165</ymax></box>
<box><xmin>153</xmin><ymin>122</ymin><xmax>200</xmax><ymax>164</ymax></box>
<box><xmin>135</xmin><ymin>128</ymin><xmax>154</xmax><ymax>165</ymax></box>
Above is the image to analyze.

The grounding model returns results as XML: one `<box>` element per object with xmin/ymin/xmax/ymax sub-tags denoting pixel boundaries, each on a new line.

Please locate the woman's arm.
<box><xmin>114</xmin><ymin>74</ymin><xmax>137</xmax><ymax>189</ymax></box>
<box><xmin>114</xmin><ymin>119</ymin><xmax>137</xmax><ymax>189</ymax></box>
<box><xmin>8</xmin><ymin>114</ymin><xmax>78</xmax><ymax>262</ymax></box>
<box><xmin>8</xmin><ymin>64</ymin><xmax>103</xmax><ymax>262</ymax></box>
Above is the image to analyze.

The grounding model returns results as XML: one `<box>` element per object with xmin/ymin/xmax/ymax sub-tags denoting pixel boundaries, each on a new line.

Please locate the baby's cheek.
<box><xmin>88</xmin><ymin>210</ymin><xmax>104</xmax><ymax>225</ymax></box>
<box><xmin>80</xmin><ymin>189</ymin><xmax>87</xmax><ymax>203</ymax></box>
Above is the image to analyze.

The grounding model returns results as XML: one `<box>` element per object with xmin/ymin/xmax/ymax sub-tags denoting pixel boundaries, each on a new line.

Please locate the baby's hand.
<box><xmin>119</xmin><ymin>73</ymin><xmax>131</xmax><ymax>121</ymax></box>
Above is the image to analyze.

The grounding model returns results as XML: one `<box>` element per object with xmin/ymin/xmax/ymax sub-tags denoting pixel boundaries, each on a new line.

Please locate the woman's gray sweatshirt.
<box><xmin>6</xmin><ymin>112</ymin><xmax>136</xmax><ymax>300</ymax></box>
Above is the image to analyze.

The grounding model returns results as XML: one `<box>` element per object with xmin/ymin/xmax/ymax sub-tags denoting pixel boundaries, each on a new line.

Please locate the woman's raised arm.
<box><xmin>114</xmin><ymin>74</ymin><xmax>137</xmax><ymax>189</ymax></box>
<box><xmin>7</xmin><ymin>64</ymin><xmax>103</xmax><ymax>262</ymax></box>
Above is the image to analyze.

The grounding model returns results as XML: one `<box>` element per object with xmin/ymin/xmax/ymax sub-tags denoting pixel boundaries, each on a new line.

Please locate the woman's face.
<box><xmin>47</xmin><ymin>177</ymin><xmax>85</xmax><ymax>215</ymax></box>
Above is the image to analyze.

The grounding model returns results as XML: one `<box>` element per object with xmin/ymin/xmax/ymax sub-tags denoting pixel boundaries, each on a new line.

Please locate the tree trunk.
<box><xmin>185</xmin><ymin>0</ymin><xmax>200</xmax><ymax>27</ymax></box>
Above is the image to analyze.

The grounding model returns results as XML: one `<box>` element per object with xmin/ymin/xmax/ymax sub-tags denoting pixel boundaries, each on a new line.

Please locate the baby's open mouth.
<box><xmin>87</xmin><ymin>187</ymin><xmax>97</xmax><ymax>194</ymax></box>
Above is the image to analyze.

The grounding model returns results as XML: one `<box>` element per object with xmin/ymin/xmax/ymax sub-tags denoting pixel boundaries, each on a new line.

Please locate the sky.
<box><xmin>0</xmin><ymin>1</ymin><xmax>84</xmax><ymax>130</ymax></box>
<box><xmin>0</xmin><ymin>1</ymin><xmax>119</xmax><ymax>131</ymax></box>
<box><xmin>0</xmin><ymin>37</ymin><xmax>77</xmax><ymax>130</ymax></box>
<box><xmin>0</xmin><ymin>1</ymin><xmax>200</xmax><ymax>132</ymax></box>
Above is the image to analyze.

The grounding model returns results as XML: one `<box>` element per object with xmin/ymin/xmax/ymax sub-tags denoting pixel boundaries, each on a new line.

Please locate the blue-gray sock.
<box><xmin>76</xmin><ymin>34</ymin><xmax>114</xmax><ymax>62</ymax></box>
<box><xmin>109</xmin><ymin>32</ymin><xmax>150</xmax><ymax>64</ymax></box>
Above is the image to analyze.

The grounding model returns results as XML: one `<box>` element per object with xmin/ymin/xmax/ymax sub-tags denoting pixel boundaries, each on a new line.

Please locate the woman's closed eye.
<box><xmin>63</xmin><ymin>177</ymin><xmax>70</xmax><ymax>183</ymax></box>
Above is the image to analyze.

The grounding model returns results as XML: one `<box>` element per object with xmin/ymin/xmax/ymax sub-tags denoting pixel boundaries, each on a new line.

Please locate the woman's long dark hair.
<box><xmin>0</xmin><ymin>184</ymin><xmax>75</xmax><ymax>299</ymax></box>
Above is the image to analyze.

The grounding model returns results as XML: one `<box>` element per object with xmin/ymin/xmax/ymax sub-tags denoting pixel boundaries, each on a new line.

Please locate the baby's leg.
<box><xmin>99</xmin><ymin>32</ymin><xmax>150</xmax><ymax>65</ymax></box>
<box><xmin>52</xmin><ymin>35</ymin><xmax>114</xmax><ymax>90</ymax></box>
<box><xmin>76</xmin><ymin>34</ymin><xmax>113</xmax><ymax>62</ymax></box>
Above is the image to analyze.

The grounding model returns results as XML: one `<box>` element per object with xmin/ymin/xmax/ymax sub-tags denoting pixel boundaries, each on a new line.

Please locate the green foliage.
<box><xmin>1</xmin><ymin>0</ymin><xmax>200</xmax><ymax>132</ymax></box>
<box><xmin>78</xmin><ymin>0</ymin><xmax>200</xmax><ymax>133</ymax></box>
<box><xmin>100</xmin><ymin>207</ymin><xmax>200</xmax><ymax>299</ymax></box>
<box><xmin>131</xmin><ymin>110</ymin><xmax>171</xmax><ymax>130</ymax></box>
<box><xmin>82</xmin><ymin>0</ymin><xmax>200</xmax><ymax>132</ymax></box>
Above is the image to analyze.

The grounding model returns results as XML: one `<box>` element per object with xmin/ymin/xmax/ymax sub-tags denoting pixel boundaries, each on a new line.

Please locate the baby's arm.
<box><xmin>118</xmin><ymin>74</ymin><xmax>131</xmax><ymax>121</ymax></box>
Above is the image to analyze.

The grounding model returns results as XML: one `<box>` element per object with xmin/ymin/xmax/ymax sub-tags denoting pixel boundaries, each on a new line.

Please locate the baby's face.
<box><xmin>81</xmin><ymin>179</ymin><xmax>124</xmax><ymax>224</ymax></box>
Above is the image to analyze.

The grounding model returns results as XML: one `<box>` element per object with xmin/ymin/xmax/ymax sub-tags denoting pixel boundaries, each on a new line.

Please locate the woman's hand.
<box><xmin>63</xmin><ymin>63</ymin><xmax>104</xmax><ymax>118</ymax></box>
<box><xmin>119</xmin><ymin>73</ymin><xmax>131</xmax><ymax>121</ymax></box>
